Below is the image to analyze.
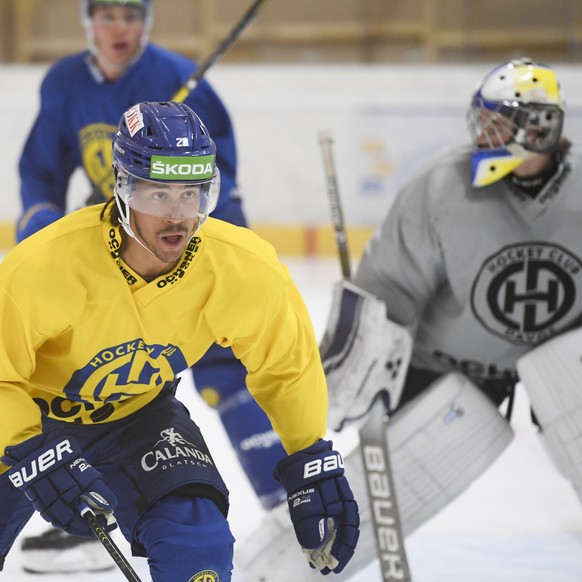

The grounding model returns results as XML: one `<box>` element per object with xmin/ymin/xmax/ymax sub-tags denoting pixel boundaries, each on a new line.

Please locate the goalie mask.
<box><xmin>112</xmin><ymin>101</ymin><xmax>220</xmax><ymax>239</ymax></box>
<box><xmin>467</xmin><ymin>58</ymin><xmax>565</xmax><ymax>187</ymax></box>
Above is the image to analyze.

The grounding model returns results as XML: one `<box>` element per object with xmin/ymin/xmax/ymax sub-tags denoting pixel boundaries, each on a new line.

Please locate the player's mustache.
<box><xmin>157</xmin><ymin>225</ymin><xmax>190</xmax><ymax>236</ymax></box>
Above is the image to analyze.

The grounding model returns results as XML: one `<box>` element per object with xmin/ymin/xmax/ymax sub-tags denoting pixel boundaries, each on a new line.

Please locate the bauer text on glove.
<box><xmin>274</xmin><ymin>439</ymin><xmax>359</xmax><ymax>575</ymax></box>
<box><xmin>2</xmin><ymin>434</ymin><xmax>117</xmax><ymax>537</ymax></box>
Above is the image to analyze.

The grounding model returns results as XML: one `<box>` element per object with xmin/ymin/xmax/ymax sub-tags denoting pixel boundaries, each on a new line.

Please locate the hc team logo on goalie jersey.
<box><xmin>471</xmin><ymin>242</ymin><xmax>582</xmax><ymax>345</ymax></box>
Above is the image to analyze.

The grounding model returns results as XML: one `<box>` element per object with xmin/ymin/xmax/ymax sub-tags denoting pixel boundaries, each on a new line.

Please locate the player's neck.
<box><xmin>513</xmin><ymin>153</ymin><xmax>554</xmax><ymax>179</ymax></box>
<box><xmin>95</xmin><ymin>57</ymin><xmax>128</xmax><ymax>82</ymax></box>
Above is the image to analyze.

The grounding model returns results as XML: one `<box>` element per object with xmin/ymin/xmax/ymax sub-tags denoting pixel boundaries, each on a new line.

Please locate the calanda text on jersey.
<box><xmin>0</xmin><ymin>206</ymin><xmax>327</xmax><ymax>472</ymax></box>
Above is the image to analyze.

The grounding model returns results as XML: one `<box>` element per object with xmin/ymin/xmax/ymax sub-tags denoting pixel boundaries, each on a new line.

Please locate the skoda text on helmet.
<box><xmin>80</xmin><ymin>0</ymin><xmax>154</xmax><ymax>61</ymax></box>
<box><xmin>467</xmin><ymin>57</ymin><xmax>565</xmax><ymax>187</ymax></box>
<box><xmin>112</xmin><ymin>101</ymin><xmax>220</xmax><ymax>243</ymax></box>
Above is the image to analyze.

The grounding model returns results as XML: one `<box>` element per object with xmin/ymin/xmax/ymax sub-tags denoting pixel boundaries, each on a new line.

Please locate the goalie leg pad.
<box><xmin>387</xmin><ymin>372</ymin><xmax>514</xmax><ymax>536</ymax></box>
<box><xmin>518</xmin><ymin>329</ymin><xmax>582</xmax><ymax>501</ymax></box>
<box><xmin>320</xmin><ymin>280</ymin><xmax>413</xmax><ymax>431</ymax></box>
<box><xmin>236</xmin><ymin>372</ymin><xmax>513</xmax><ymax>581</ymax></box>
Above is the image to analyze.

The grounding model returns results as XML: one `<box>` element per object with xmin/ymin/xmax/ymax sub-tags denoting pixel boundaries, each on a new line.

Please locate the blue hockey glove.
<box><xmin>2</xmin><ymin>434</ymin><xmax>117</xmax><ymax>537</ymax></box>
<box><xmin>274</xmin><ymin>439</ymin><xmax>359</xmax><ymax>575</ymax></box>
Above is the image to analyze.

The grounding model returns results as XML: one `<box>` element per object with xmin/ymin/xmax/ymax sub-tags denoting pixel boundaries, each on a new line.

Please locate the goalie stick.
<box><xmin>80</xmin><ymin>505</ymin><xmax>143</xmax><ymax>582</ymax></box>
<box><xmin>318</xmin><ymin>131</ymin><xmax>412</xmax><ymax>582</ymax></box>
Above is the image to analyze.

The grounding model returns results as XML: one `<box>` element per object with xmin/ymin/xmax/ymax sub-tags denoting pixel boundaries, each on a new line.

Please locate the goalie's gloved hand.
<box><xmin>2</xmin><ymin>434</ymin><xmax>117</xmax><ymax>537</ymax></box>
<box><xmin>319</xmin><ymin>280</ymin><xmax>412</xmax><ymax>431</ymax></box>
<box><xmin>274</xmin><ymin>439</ymin><xmax>359</xmax><ymax>574</ymax></box>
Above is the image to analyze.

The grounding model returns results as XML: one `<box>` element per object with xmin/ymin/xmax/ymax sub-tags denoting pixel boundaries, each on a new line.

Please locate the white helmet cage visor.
<box><xmin>467</xmin><ymin>100</ymin><xmax>564</xmax><ymax>154</ymax></box>
<box><xmin>116</xmin><ymin>167</ymin><xmax>220</xmax><ymax>220</ymax></box>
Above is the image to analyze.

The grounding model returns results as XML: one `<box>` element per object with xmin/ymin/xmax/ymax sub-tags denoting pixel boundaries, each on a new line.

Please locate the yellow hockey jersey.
<box><xmin>0</xmin><ymin>205</ymin><xmax>327</xmax><ymax>472</ymax></box>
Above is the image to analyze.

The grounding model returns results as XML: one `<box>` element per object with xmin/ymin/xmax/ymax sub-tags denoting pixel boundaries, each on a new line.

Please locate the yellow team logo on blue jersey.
<box><xmin>79</xmin><ymin>123</ymin><xmax>117</xmax><ymax>201</ymax></box>
<box><xmin>28</xmin><ymin>340</ymin><xmax>190</xmax><ymax>424</ymax></box>
<box><xmin>64</xmin><ymin>340</ymin><xmax>188</xmax><ymax>402</ymax></box>
<box><xmin>189</xmin><ymin>570</ymin><xmax>219</xmax><ymax>582</ymax></box>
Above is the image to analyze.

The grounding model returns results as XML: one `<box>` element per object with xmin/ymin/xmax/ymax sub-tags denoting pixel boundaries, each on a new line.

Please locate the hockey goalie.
<box><xmin>237</xmin><ymin>57</ymin><xmax>582</xmax><ymax>580</ymax></box>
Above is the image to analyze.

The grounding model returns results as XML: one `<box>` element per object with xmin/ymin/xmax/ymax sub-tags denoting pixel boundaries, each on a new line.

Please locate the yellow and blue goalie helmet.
<box><xmin>467</xmin><ymin>58</ymin><xmax>565</xmax><ymax>187</ymax></box>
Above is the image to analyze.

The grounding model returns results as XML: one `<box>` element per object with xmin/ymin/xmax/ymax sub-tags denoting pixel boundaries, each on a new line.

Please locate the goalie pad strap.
<box><xmin>320</xmin><ymin>281</ymin><xmax>362</xmax><ymax>370</ymax></box>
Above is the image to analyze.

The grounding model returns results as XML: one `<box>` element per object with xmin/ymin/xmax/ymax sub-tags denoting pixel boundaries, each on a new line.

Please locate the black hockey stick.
<box><xmin>80</xmin><ymin>505</ymin><xmax>143</xmax><ymax>582</ymax></box>
<box><xmin>317</xmin><ymin>131</ymin><xmax>352</xmax><ymax>280</ymax></box>
<box><xmin>317</xmin><ymin>131</ymin><xmax>412</xmax><ymax>582</ymax></box>
<box><xmin>172</xmin><ymin>0</ymin><xmax>272</xmax><ymax>102</ymax></box>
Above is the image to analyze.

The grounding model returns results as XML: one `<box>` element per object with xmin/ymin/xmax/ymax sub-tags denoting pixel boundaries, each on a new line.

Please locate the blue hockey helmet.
<box><xmin>467</xmin><ymin>58</ymin><xmax>565</xmax><ymax>187</ymax></box>
<box><xmin>112</xmin><ymin>101</ymin><xmax>220</xmax><ymax>231</ymax></box>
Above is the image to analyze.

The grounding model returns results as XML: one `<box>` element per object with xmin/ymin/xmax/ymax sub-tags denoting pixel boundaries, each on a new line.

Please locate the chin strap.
<box><xmin>113</xmin><ymin>194</ymin><xmax>202</xmax><ymax>261</ymax></box>
<box><xmin>114</xmin><ymin>194</ymin><xmax>159</xmax><ymax>259</ymax></box>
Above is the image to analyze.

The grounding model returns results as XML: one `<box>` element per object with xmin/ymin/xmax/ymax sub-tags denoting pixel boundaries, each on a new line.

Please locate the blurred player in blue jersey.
<box><xmin>0</xmin><ymin>101</ymin><xmax>359</xmax><ymax>580</ymax></box>
<box><xmin>16</xmin><ymin>0</ymin><xmax>287</xmax><ymax>572</ymax></box>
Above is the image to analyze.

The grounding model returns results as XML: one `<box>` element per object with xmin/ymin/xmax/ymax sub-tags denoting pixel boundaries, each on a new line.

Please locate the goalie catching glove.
<box><xmin>273</xmin><ymin>439</ymin><xmax>359</xmax><ymax>574</ymax></box>
<box><xmin>320</xmin><ymin>280</ymin><xmax>412</xmax><ymax>431</ymax></box>
<box><xmin>2</xmin><ymin>434</ymin><xmax>117</xmax><ymax>537</ymax></box>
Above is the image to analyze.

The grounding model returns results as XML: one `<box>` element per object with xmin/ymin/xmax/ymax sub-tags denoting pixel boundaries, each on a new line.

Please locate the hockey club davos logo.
<box><xmin>189</xmin><ymin>571</ymin><xmax>219</xmax><ymax>582</ymax></box>
<box><xmin>32</xmin><ymin>341</ymin><xmax>189</xmax><ymax>425</ymax></box>
<box><xmin>471</xmin><ymin>242</ymin><xmax>582</xmax><ymax>345</ymax></box>
<box><xmin>141</xmin><ymin>427</ymin><xmax>214</xmax><ymax>472</ymax></box>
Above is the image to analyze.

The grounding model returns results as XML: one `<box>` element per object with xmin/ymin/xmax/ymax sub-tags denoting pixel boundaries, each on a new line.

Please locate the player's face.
<box><xmin>91</xmin><ymin>6</ymin><xmax>145</xmax><ymax>77</ymax></box>
<box><xmin>129</xmin><ymin>184</ymin><xmax>200</xmax><ymax>266</ymax></box>
<box><xmin>127</xmin><ymin>180</ymin><xmax>203</xmax><ymax>220</ymax></box>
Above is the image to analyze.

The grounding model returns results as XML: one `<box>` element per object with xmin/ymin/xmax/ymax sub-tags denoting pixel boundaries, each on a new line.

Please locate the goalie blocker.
<box><xmin>236</xmin><ymin>371</ymin><xmax>514</xmax><ymax>580</ymax></box>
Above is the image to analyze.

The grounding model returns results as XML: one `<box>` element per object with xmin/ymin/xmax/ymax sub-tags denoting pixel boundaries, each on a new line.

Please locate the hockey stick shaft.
<box><xmin>360</xmin><ymin>398</ymin><xmax>412</xmax><ymax>581</ymax></box>
<box><xmin>172</xmin><ymin>0</ymin><xmax>271</xmax><ymax>102</ymax></box>
<box><xmin>317</xmin><ymin>131</ymin><xmax>352</xmax><ymax>280</ymax></box>
<box><xmin>80</xmin><ymin>506</ymin><xmax>143</xmax><ymax>582</ymax></box>
<box><xmin>317</xmin><ymin>130</ymin><xmax>412</xmax><ymax>581</ymax></box>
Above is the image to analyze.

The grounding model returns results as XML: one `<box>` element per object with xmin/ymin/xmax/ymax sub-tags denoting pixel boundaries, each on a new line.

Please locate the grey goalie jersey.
<box><xmin>355</xmin><ymin>143</ymin><xmax>582</xmax><ymax>385</ymax></box>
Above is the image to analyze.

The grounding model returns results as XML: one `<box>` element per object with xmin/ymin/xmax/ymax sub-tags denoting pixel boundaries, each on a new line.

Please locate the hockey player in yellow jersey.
<box><xmin>0</xmin><ymin>101</ymin><xmax>359</xmax><ymax>580</ymax></box>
